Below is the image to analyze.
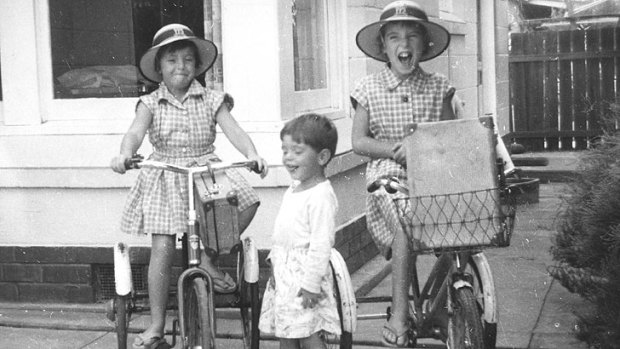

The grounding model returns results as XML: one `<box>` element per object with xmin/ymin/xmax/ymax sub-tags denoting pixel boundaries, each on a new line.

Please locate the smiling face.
<box><xmin>158</xmin><ymin>46</ymin><xmax>197</xmax><ymax>97</ymax></box>
<box><xmin>381</xmin><ymin>21</ymin><xmax>427</xmax><ymax>79</ymax></box>
<box><xmin>281</xmin><ymin>135</ymin><xmax>329</xmax><ymax>191</ymax></box>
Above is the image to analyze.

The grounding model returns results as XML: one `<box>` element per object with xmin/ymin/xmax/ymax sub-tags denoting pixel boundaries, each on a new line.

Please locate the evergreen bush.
<box><xmin>550</xmin><ymin>102</ymin><xmax>620</xmax><ymax>348</ymax></box>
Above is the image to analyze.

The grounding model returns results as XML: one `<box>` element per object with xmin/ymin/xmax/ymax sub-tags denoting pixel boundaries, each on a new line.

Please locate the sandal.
<box><xmin>211</xmin><ymin>271</ymin><xmax>237</xmax><ymax>294</ymax></box>
<box><xmin>381</xmin><ymin>320</ymin><xmax>412</xmax><ymax>348</ymax></box>
<box><xmin>132</xmin><ymin>334</ymin><xmax>168</xmax><ymax>349</ymax></box>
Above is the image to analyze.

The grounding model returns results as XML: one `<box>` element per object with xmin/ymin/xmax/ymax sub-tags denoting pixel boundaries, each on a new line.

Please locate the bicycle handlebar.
<box><xmin>124</xmin><ymin>154</ymin><xmax>261</xmax><ymax>175</ymax></box>
<box><xmin>366</xmin><ymin>177</ymin><xmax>409</xmax><ymax>195</ymax></box>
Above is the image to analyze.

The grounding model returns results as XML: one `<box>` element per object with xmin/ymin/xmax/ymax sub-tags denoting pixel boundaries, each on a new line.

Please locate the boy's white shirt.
<box><xmin>270</xmin><ymin>180</ymin><xmax>338</xmax><ymax>294</ymax></box>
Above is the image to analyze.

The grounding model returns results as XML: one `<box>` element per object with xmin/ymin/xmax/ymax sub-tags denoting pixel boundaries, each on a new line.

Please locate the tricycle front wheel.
<box><xmin>184</xmin><ymin>277</ymin><xmax>214</xmax><ymax>349</ymax></box>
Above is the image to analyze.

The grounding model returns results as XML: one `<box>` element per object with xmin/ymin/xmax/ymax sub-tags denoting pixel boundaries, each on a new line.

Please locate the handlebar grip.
<box><xmin>367</xmin><ymin>179</ymin><xmax>383</xmax><ymax>193</ymax></box>
<box><xmin>248</xmin><ymin>160</ymin><xmax>260</xmax><ymax>174</ymax></box>
<box><xmin>124</xmin><ymin>154</ymin><xmax>144</xmax><ymax>170</ymax></box>
<box><xmin>367</xmin><ymin>177</ymin><xmax>404</xmax><ymax>194</ymax></box>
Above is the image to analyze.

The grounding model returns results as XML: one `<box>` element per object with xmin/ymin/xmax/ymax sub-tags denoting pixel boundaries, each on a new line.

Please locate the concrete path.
<box><xmin>0</xmin><ymin>182</ymin><xmax>593</xmax><ymax>348</ymax></box>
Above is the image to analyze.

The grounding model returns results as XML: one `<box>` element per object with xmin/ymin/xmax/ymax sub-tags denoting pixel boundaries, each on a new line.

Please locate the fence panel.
<box><xmin>509</xmin><ymin>26</ymin><xmax>619</xmax><ymax>151</ymax></box>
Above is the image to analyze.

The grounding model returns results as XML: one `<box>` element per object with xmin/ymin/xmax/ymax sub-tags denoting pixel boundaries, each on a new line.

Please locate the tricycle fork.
<box><xmin>177</xmin><ymin>172</ymin><xmax>216</xmax><ymax>347</ymax></box>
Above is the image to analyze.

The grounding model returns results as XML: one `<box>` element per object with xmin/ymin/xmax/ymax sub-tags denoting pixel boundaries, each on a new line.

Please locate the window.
<box><xmin>49</xmin><ymin>0</ymin><xmax>204</xmax><ymax>99</ymax></box>
<box><xmin>280</xmin><ymin>0</ymin><xmax>346</xmax><ymax>118</ymax></box>
<box><xmin>292</xmin><ymin>0</ymin><xmax>327</xmax><ymax>92</ymax></box>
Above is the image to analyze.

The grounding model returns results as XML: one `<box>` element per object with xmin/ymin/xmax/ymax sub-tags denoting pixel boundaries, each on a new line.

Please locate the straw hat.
<box><xmin>356</xmin><ymin>1</ymin><xmax>450</xmax><ymax>62</ymax></box>
<box><xmin>139</xmin><ymin>23</ymin><xmax>217</xmax><ymax>82</ymax></box>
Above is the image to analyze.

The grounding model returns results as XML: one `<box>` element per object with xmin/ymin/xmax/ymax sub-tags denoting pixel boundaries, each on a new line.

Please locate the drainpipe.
<box><xmin>480</xmin><ymin>0</ymin><xmax>515</xmax><ymax>174</ymax></box>
<box><xmin>480</xmin><ymin>0</ymin><xmax>497</xmax><ymax>117</ymax></box>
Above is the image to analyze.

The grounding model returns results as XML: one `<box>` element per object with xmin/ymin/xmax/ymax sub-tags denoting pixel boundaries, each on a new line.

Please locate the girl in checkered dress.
<box><xmin>110</xmin><ymin>24</ymin><xmax>267</xmax><ymax>349</ymax></box>
<box><xmin>350</xmin><ymin>1</ymin><xmax>457</xmax><ymax>347</ymax></box>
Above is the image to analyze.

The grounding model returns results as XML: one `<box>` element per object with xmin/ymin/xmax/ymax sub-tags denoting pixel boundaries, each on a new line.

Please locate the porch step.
<box><xmin>511</xmin><ymin>151</ymin><xmax>581</xmax><ymax>183</ymax></box>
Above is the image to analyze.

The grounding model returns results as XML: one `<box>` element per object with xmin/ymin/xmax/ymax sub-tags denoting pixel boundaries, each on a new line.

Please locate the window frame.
<box><xmin>39</xmin><ymin>1</ymin><xmax>145</xmax><ymax>122</ymax></box>
<box><xmin>277</xmin><ymin>0</ymin><xmax>347</xmax><ymax>120</ymax></box>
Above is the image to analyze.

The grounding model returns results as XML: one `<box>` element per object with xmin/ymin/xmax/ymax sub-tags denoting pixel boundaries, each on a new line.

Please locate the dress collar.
<box><xmin>380</xmin><ymin>65</ymin><xmax>427</xmax><ymax>92</ymax></box>
<box><xmin>155</xmin><ymin>80</ymin><xmax>205</xmax><ymax>103</ymax></box>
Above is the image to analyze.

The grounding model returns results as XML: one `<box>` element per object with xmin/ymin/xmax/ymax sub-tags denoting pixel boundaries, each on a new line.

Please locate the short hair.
<box><xmin>154</xmin><ymin>40</ymin><xmax>202</xmax><ymax>74</ymax></box>
<box><xmin>280</xmin><ymin>113</ymin><xmax>338</xmax><ymax>163</ymax></box>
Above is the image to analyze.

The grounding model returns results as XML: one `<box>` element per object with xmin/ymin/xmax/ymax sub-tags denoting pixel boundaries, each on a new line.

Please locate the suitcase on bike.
<box><xmin>193</xmin><ymin>170</ymin><xmax>240</xmax><ymax>257</ymax></box>
<box><xmin>402</xmin><ymin>116</ymin><xmax>505</xmax><ymax>251</ymax></box>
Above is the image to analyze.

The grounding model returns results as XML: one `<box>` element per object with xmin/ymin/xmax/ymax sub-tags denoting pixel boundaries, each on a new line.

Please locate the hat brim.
<box><xmin>139</xmin><ymin>36</ymin><xmax>218</xmax><ymax>83</ymax></box>
<box><xmin>356</xmin><ymin>19</ymin><xmax>450</xmax><ymax>62</ymax></box>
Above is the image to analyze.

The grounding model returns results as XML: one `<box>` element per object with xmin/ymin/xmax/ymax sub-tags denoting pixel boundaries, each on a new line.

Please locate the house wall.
<box><xmin>496</xmin><ymin>0</ymin><xmax>513</xmax><ymax>134</ymax></box>
<box><xmin>0</xmin><ymin>0</ymin><xmax>509</xmax><ymax>303</ymax></box>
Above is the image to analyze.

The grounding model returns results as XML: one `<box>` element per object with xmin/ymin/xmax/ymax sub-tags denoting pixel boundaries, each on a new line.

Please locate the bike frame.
<box><xmin>358</xmin><ymin>176</ymin><xmax>500</xmax><ymax>343</ymax></box>
<box><xmin>130</xmin><ymin>158</ymin><xmax>257</xmax><ymax>348</ymax></box>
<box><xmin>408</xmin><ymin>250</ymin><xmax>475</xmax><ymax>338</ymax></box>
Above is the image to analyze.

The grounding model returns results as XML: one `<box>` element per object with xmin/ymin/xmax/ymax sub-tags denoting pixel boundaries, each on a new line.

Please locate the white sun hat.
<box><xmin>356</xmin><ymin>1</ymin><xmax>450</xmax><ymax>62</ymax></box>
<box><xmin>139</xmin><ymin>23</ymin><xmax>217</xmax><ymax>82</ymax></box>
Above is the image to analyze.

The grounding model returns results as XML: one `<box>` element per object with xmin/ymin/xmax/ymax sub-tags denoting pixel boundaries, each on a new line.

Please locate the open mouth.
<box><xmin>398</xmin><ymin>52</ymin><xmax>413</xmax><ymax>66</ymax></box>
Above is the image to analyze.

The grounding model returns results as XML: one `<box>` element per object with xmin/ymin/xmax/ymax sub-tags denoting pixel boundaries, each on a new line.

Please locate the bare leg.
<box><xmin>141</xmin><ymin>234</ymin><xmax>175</xmax><ymax>339</ymax></box>
<box><xmin>279</xmin><ymin>338</ymin><xmax>300</xmax><ymax>349</ymax></box>
<box><xmin>199</xmin><ymin>202</ymin><xmax>259</xmax><ymax>286</ymax></box>
<box><xmin>299</xmin><ymin>333</ymin><xmax>326</xmax><ymax>349</ymax></box>
<box><xmin>383</xmin><ymin>225</ymin><xmax>412</xmax><ymax>346</ymax></box>
<box><xmin>239</xmin><ymin>202</ymin><xmax>259</xmax><ymax>233</ymax></box>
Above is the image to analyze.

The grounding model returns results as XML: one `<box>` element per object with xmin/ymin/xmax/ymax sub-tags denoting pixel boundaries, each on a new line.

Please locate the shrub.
<box><xmin>550</xmin><ymin>102</ymin><xmax>620</xmax><ymax>348</ymax></box>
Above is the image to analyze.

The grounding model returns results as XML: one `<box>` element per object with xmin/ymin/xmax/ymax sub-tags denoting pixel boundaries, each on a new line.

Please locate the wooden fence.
<box><xmin>508</xmin><ymin>25</ymin><xmax>619</xmax><ymax>151</ymax></box>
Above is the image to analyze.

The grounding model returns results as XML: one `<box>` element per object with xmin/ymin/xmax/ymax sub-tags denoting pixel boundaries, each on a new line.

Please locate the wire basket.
<box><xmin>395</xmin><ymin>185</ymin><xmax>517</xmax><ymax>254</ymax></box>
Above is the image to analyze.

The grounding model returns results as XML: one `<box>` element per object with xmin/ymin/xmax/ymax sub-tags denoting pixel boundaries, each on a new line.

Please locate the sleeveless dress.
<box><xmin>350</xmin><ymin>66</ymin><xmax>452</xmax><ymax>258</ymax></box>
<box><xmin>121</xmin><ymin>80</ymin><xmax>259</xmax><ymax>236</ymax></box>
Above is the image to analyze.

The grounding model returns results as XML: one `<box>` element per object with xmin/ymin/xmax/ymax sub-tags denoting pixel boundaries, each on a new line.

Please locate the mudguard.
<box><xmin>113</xmin><ymin>242</ymin><xmax>133</xmax><ymax>296</ymax></box>
<box><xmin>471</xmin><ymin>252</ymin><xmax>498</xmax><ymax>324</ymax></box>
<box><xmin>243</xmin><ymin>237</ymin><xmax>259</xmax><ymax>283</ymax></box>
<box><xmin>329</xmin><ymin>249</ymin><xmax>357</xmax><ymax>333</ymax></box>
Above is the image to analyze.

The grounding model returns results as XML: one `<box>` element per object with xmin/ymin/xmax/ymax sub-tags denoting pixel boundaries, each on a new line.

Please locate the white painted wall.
<box><xmin>0</xmin><ymin>1</ymin><xmax>508</xmax><ymax>252</ymax></box>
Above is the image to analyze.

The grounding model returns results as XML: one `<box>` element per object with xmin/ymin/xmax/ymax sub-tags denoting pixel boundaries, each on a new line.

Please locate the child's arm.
<box><xmin>216</xmin><ymin>106</ymin><xmax>268</xmax><ymax>177</ymax></box>
<box><xmin>298</xmin><ymin>194</ymin><xmax>337</xmax><ymax>306</ymax></box>
<box><xmin>110</xmin><ymin>102</ymin><xmax>152</xmax><ymax>174</ymax></box>
<box><xmin>352</xmin><ymin>105</ymin><xmax>406</xmax><ymax>166</ymax></box>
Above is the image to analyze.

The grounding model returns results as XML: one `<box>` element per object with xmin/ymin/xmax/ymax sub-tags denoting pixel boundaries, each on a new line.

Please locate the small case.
<box><xmin>193</xmin><ymin>170</ymin><xmax>240</xmax><ymax>257</ymax></box>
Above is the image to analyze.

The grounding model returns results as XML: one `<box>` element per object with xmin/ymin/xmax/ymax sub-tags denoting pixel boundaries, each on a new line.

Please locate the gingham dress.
<box><xmin>350</xmin><ymin>66</ymin><xmax>452</xmax><ymax>258</ymax></box>
<box><xmin>121</xmin><ymin>80</ymin><xmax>259</xmax><ymax>236</ymax></box>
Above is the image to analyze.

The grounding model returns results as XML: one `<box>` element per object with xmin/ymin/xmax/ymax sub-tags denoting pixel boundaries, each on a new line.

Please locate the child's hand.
<box><xmin>110</xmin><ymin>154</ymin><xmax>129</xmax><ymax>174</ymax></box>
<box><xmin>391</xmin><ymin>143</ymin><xmax>407</xmax><ymax>167</ymax></box>
<box><xmin>248</xmin><ymin>155</ymin><xmax>269</xmax><ymax>179</ymax></box>
<box><xmin>297</xmin><ymin>288</ymin><xmax>321</xmax><ymax>309</ymax></box>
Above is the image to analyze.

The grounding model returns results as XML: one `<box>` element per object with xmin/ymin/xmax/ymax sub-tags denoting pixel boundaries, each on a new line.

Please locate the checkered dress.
<box><xmin>350</xmin><ymin>66</ymin><xmax>452</xmax><ymax>258</ymax></box>
<box><xmin>121</xmin><ymin>80</ymin><xmax>260</xmax><ymax>236</ymax></box>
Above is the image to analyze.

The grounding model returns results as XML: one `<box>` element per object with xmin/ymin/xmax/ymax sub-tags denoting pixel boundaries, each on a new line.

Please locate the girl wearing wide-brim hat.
<box><xmin>111</xmin><ymin>23</ymin><xmax>269</xmax><ymax>349</ymax></box>
<box><xmin>351</xmin><ymin>1</ymin><xmax>458</xmax><ymax>347</ymax></box>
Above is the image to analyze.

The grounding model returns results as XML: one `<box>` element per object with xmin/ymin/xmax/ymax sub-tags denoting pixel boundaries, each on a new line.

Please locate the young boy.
<box><xmin>259</xmin><ymin>114</ymin><xmax>341</xmax><ymax>349</ymax></box>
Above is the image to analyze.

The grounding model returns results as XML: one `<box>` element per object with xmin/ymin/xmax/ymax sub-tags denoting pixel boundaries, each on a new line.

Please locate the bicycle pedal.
<box><xmin>386</xmin><ymin>306</ymin><xmax>392</xmax><ymax>321</ymax></box>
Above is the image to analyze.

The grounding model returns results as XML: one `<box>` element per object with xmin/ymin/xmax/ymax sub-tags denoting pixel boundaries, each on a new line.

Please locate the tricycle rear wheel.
<box><xmin>113</xmin><ymin>295</ymin><xmax>132</xmax><ymax>349</ymax></box>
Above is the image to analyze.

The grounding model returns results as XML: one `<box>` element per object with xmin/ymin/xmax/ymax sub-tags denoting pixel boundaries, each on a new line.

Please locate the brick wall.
<box><xmin>0</xmin><ymin>216</ymin><xmax>374</xmax><ymax>304</ymax></box>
